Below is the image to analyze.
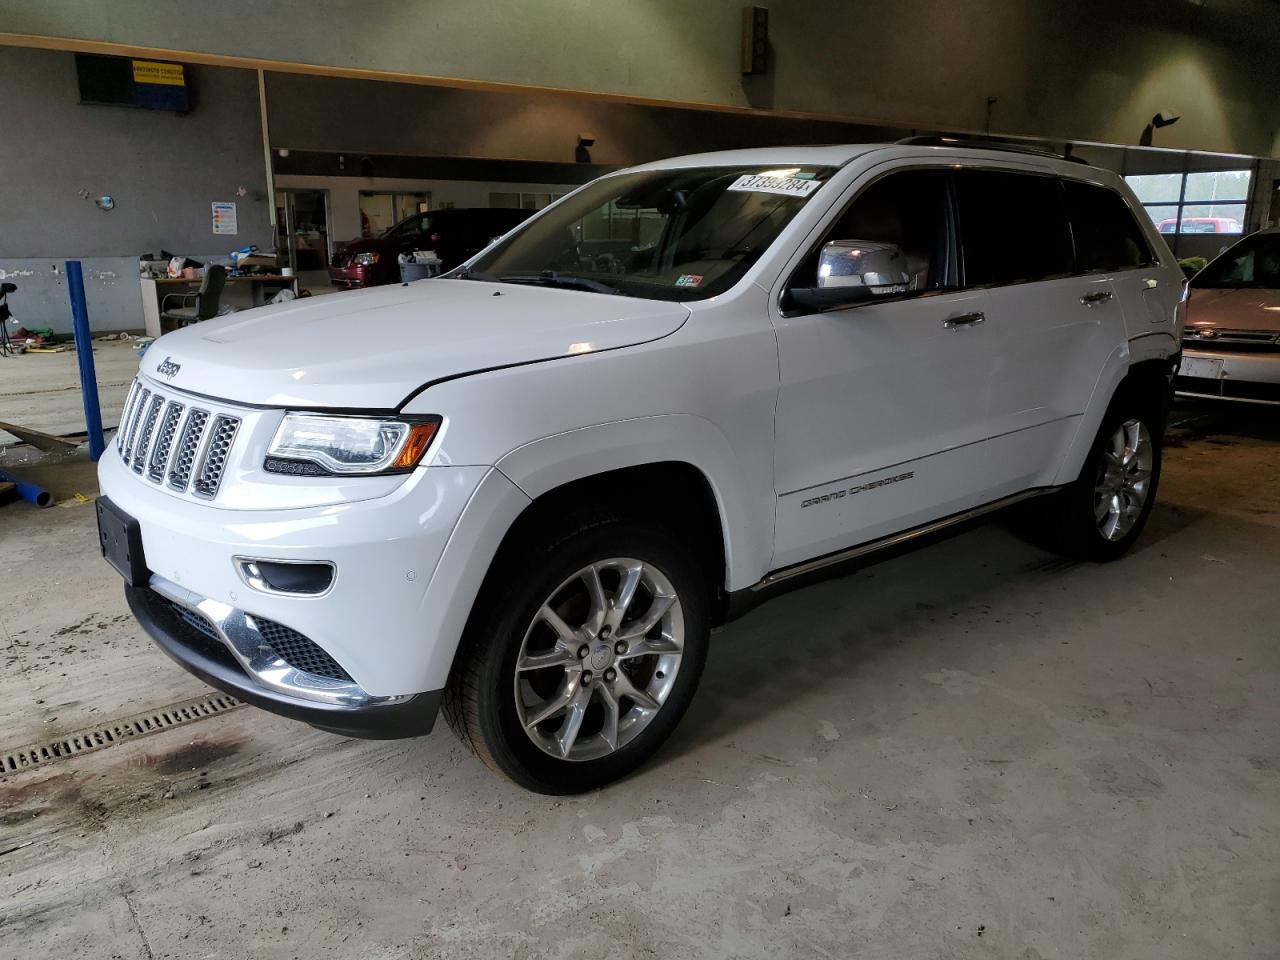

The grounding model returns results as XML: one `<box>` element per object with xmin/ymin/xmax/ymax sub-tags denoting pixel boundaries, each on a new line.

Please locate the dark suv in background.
<box><xmin>329</xmin><ymin>207</ymin><xmax>533</xmax><ymax>288</ymax></box>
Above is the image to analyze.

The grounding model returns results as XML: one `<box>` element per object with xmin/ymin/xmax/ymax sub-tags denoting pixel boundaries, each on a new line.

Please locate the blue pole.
<box><xmin>66</xmin><ymin>260</ymin><xmax>105</xmax><ymax>461</ymax></box>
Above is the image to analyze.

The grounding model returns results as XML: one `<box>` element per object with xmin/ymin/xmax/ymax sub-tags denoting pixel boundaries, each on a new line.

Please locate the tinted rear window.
<box><xmin>957</xmin><ymin>170</ymin><xmax>1074</xmax><ymax>285</ymax></box>
<box><xmin>1064</xmin><ymin>180</ymin><xmax>1153</xmax><ymax>272</ymax></box>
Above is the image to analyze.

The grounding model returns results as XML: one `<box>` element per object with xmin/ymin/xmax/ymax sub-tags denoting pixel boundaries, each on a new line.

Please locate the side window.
<box><xmin>1064</xmin><ymin>180</ymin><xmax>1154</xmax><ymax>272</ymax></box>
<box><xmin>792</xmin><ymin>170</ymin><xmax>951</xmax><ymax>294</ymax></box>
<box><xmin>956</xmin><ymin>170</ymin><xmax>1074</xmax><ymax>286</ymax></box>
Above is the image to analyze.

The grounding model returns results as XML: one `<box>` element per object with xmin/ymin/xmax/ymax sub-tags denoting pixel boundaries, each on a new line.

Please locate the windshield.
<box><xmin>385</xmin><ymin>214</ymin><xmax>429</xmax><ymax>238</ymax></box>
<box><xmin>461</xmin><ymin>165</ymin><xmax>836</xmax><ymax>301</ymax></box>
<box><xmin>1193</xmin><ymin>233</ymin><xmax>1280</xmax><ymax>289</ymax></box>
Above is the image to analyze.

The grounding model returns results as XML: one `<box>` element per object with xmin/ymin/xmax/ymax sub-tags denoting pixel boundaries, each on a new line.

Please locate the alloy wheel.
<box><xmin>513</xmin><ymin>558</ymin><xmax>684</xmax><ymax>762</ymax></box>
<box><xmin>1093</xmin><ymin>418</ymin><xmax>1153</xmax><ymax>541</ymax></box>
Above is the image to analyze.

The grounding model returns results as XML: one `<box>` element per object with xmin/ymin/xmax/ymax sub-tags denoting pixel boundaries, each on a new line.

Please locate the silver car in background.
<box><xmin>1178</xmin><ymin>228</ymin><xmax>1280</xmax><ymax>404</ymax></box>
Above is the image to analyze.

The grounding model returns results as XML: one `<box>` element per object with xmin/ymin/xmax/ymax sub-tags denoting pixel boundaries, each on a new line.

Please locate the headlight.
<box><xmin>265</xmin><ymin>414</ymin><xmax>440</xmax><ymax>476</ymax></box>
<box><xmin>353</xmin><ymin>252</ymin><xmax>380</xmax><ymax>267</ymax></box>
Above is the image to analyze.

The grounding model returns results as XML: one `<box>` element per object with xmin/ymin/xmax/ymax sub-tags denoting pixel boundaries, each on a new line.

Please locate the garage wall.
<box><xmin>3</xmin><ymin>0</ymin><xmax>1278</xmax><ymax>156</ymax></box>
<box><xmin>0</xmin><ymin>47</ymin><xmax>272</xmax><ymax>258</ymax></box>
<box><xmin>0</xmin><ymin>46</ymin><xmax>272</xmax><ymax>333</ymax></box>
<box><xmin>263</xmin><ymin>73</ymin><xmax>895</xmax><ymax>168</ymax></box>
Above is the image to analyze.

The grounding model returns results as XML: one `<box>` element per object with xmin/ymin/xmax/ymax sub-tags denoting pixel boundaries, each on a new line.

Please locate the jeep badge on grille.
<box><xmin>156</xmin><ymin>356</ymin><xmax>181</xmax><ymax>380</ymax></box>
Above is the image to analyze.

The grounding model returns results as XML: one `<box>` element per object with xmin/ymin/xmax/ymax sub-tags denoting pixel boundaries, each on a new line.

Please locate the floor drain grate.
<box><xmin>0</xmin><ymin>692</ymin><xmax>243</xmax><ymax>778</ymax></box>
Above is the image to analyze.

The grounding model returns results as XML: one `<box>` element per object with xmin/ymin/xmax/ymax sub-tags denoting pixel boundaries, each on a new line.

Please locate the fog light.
<box><xmin>235</xmin><ymin>558</ymin><xmax>335</xmax><ymax>596</ymax></box>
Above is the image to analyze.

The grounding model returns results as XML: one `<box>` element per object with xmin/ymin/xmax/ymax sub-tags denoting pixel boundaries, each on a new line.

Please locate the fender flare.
<box><xmin>494</xmin><ymin>413</ymin><xmax>771</xmax><ymax>593</ymax></box>
<box><xmin>1051</xmin><ymin>335</ymin><xmax>1176</xmax><ymax>486</ymax></box>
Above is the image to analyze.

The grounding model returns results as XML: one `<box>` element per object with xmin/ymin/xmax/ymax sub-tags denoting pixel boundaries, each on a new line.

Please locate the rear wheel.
<box><xmin>1043</xmin><ymin>396</ymin><xmax>1163</xmax><ymax>561</ymax></box>
<box><xmin>443</xmin><ymin>514</ymin><xmax>710</xmax><ymax>793</ymax></box>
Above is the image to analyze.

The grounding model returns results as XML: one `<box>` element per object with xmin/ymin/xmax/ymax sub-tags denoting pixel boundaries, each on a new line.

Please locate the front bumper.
<box><xmin>98</xmin><ymin>442</ymin><xmax>494</xmax><ymax>698</ymax></box>
<box><xmin>329</xmin><ymin>264</ymin><xmax>386</xmax><ymax>288</ymax></box>
<box><xmin>1175</xmin><ymin>347</ymin><xmax>1280</xmax><ymax>404</ymax></box>
<box><xmin>127</xmin><ymin>581</ymin><xmax>441</xmax><ymax>738</ymax></box>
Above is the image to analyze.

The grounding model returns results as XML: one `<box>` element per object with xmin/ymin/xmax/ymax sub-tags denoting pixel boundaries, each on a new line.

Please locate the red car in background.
<box><xmin>330</xmin><ymin>207</ymin><xmax>533</xmax><ymax>288</ymax></box>
<box><xmin>1157</xmin><ymin>216</ymin><xmax>1242</xmax><ymax>235</ymax></box>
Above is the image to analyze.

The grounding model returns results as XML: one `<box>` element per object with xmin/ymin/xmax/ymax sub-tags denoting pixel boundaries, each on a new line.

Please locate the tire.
<box><xmin>1041</xmin><ymin>390</ymin><xmax>1164</xmax><ymax>562</ymax></box>
<box><xmin>442</xmin><ymin>511</ymin><xmax>711</xmax><ymax>794</ymax></box>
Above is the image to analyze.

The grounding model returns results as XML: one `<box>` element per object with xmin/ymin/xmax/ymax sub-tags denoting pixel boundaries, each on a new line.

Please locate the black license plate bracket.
<box><xmin>96</xmin><ymin>496</ymin><xmax>149</xmax><ymax>588</ymax></box>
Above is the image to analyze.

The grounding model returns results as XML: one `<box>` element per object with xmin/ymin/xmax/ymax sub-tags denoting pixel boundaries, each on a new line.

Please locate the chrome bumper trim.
<box><xmin>148</xmin><ymin>574</ymin><xmax>406</xmax><ymax>708</ymax></box>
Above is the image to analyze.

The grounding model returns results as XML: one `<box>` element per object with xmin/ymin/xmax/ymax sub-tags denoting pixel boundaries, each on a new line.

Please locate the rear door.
<box><xmin>952</xmin><ymin>168</ymin><xmax>1126</xmax><ymax>501</ymax></box>
<box><xmin>1064</xmin><ymin>179</ymin><xmax>1180</xmax><ymax>334</ymax></box>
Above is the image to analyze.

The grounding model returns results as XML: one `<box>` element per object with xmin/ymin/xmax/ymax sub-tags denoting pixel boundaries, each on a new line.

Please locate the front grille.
<box><xmin>1184</xmin><ymin>330</ymin><xmax>1280</xmax><ymax>352</ymax></box>
<box><xmin>115</xmin><ymin>378</ymin><xmax>241</xmax><ymax>500</ymax></box>
<box><xmin>250</xmin><ymin>616</ymin><xmax>353</xmax><ymax>682</ymax></box>
<box><xmin>147</xmin><ymin>592</ymin><xmax>242</xmax><ymax>673</ymax></box>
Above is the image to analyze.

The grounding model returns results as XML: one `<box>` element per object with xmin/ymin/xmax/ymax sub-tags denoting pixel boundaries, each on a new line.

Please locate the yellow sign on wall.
<box><xmin>131</xmin><ymin>60</ymin><xmax>185</xmax><ymax>87</ymax></box>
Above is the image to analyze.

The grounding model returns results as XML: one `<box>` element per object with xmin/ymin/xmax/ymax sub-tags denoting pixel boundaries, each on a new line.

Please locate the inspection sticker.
<box><xmin>727</xmin><ymin>174</ymin><xmax>822</xmax><ymax>198</ymax></box>
<box><xmin>674</xmin><ymin>274</ymin><xmax>703</xmax><ymax>287</ymax></box>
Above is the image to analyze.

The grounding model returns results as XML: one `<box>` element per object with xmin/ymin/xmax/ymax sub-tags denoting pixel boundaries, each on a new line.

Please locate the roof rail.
<box><xmin>895</xmin><ymin>135</ymin><xmax>1088</xmax><ymax>164</ymax></box>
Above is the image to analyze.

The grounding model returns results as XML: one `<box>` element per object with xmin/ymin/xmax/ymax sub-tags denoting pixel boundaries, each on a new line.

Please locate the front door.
<box><xmin>770</xmin><ymin>167</ymin><xmax>1001</xmax><ymax>570</ymax></box>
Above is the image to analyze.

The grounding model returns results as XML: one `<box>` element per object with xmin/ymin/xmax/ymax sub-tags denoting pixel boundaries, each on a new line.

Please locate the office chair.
<box><xmin>160</xmin><ymin>265</ymin><xmax>227</xmax><ymax>327</ymax></box>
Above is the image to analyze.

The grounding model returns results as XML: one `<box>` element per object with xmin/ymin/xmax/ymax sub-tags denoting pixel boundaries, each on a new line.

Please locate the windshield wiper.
<box><xmin>498</xmin><ymin>271</ymin><xmax>617</xmax><ymax>294</ymax></box>
<box><xmin>451</xmin><ymin>266</ymin><xmax>495</xmax><ymax>281</ymax></box>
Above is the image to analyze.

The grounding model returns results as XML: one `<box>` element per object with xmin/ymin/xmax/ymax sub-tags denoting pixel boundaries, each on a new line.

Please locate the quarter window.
<box><xmin>1064</xmin><ymin>180</ymin><xmax>1153</xmax><ymax>272</ymax></box>
<box><xmin>956</xmin><ymin>170</ymin><xmax>1074</xmax><ymax>286</ymax></box>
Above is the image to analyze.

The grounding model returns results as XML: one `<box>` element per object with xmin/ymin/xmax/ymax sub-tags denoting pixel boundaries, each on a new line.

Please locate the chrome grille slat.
<box><xmin>147</xmin><ymin>401</ymin><xmax>185</xmax><ymax>483</ymax></box>
<box><xmin>168</xmin><ymin>408</ymin><xmax>210</xmax><ymax>492</ymax></box>
<box><xmin>116</xmin><ymin>379</ymin><xmax>141</xmax><ymax>455</ymax></box>
<box><xmin>121</xmin><ymin>387</ymin><xmax>151</xmax><ymax>465</ymax></box>
<box><xmin>192</xmin><ymin>416</ymin><xmax>240</xmax><ymax>499</ymax></box>
<box><xmin>132</xmin><ymin>394</ymin><xmax>165</xmax><ymax>474</ymax></box>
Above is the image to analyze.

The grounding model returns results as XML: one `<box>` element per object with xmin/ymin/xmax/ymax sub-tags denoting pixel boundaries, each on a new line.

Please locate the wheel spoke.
<box><xmin>1094</xmin><ymin>496</ymin><xmax>1111</xmax><ymax>524</ymax></box>
<box><xmin>614</xmin><ymin>671</ymin><xmax>660</xmax><ymax>712</ymax></box>
<box><xmin>1110</xmin><ymin>428</ymin><xmax>1126</xmax><ymax>464</ymax></box>
<box><xmin>523</xmin><ymin>682</ymin><xmax>576</xmax><ymax>729</ymax></box>
<box><xmin>597</xmin><ymin>682</ymin><xmax>620</xmax><ymax>750</ymax></box>
<box><xmin>555</xmin><ymin>680</ymin><xmax>594</xmax><ymax>758</ymax></box>
<box><xmin>516</xmin><ymin>642</ymin><xmax>577</xmax><ymax>673</ymax></box>
<box><xmin>1101</xmin><ymin>494</ymin><xmax>1122</xmax><ymax>539</ymax></box>
<box><xmin>605</xmin><ymin>562</ymin><xmax>645</xmax><ymax>633</ymax></box>
<box><xmin>583</xmin><ymin>565</ymin><xmax>608</xmax><ymax>634</ymax></box>
<box><xmin>537</xmin><ymin>604</ymin><xmax>577</xmax><ymax>643</ymax></box>
<box><xmin>616</xmin><ymin>635</ymin><xmax>681</xmax><ymax>660</ymax></box>
<box><xmin>616</xmin><ymin>593</ymin><xmax>676</xmax><ymax>642</ymax></box>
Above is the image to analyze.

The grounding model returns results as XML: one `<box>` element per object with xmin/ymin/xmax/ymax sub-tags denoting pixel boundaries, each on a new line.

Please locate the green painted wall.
<box><xmin>1</xmin><ymin>0</ymin><xmax>1277</xmax><ymax>156</ymax></box>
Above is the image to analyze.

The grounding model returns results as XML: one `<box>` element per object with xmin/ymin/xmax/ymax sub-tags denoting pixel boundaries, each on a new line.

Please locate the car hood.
<box><xmin>1187</xmin><ymin>287</ymin><xmax>1280</xmax><ymax>333</ymax></box>
<box><xmin>141</xmin><ymin>280</ymin><xmax>691</xmax><ymax>408</ymax></box>
<box><xmin>339</xmin><ymin>236</ymin><xmax>395</xmax><ymax>255</ymax></box>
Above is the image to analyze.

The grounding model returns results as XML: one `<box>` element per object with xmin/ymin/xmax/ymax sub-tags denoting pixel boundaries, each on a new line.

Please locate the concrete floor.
<box><xmin>1</xmin><ymin>402</ymin><xmax>1277</xmax><ymax>959</ymax></box>
<box><xmin>0</xmin><ymin>338</ymin><xmax>140</xmax><ymax>444</ymax></box>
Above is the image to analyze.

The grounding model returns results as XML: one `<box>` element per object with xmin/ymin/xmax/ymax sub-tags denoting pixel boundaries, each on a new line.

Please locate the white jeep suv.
<box><xmin>97</xmin><ymin>142</ymin><xmax>1184</xmax><ymax>792</ymax></box>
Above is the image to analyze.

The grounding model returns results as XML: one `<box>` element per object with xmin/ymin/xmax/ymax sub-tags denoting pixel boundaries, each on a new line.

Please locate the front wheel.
<box><xmin>443</xmin><ymin>515</ymin><xmax>710</xmax><ymax>793</ymax></box>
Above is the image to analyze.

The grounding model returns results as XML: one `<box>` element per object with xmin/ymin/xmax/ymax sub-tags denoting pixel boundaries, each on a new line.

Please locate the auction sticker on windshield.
<box><xmin>727</xmin><ymin>174</ymin><xmax>822</xmax><ymax>198</ymax></box>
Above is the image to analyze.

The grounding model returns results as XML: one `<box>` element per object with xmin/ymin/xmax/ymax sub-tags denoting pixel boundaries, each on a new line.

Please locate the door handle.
<box><xmin>942</xmin><ymin>311</ymin><xmax>985</xmax><ymax>329</ymax></box>
<box><xmin>1080</xmin><ymin>290</ymin><xmax>1114</xmax><ymax>306</ymax></box>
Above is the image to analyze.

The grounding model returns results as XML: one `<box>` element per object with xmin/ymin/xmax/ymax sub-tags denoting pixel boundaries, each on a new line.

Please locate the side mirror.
<box><xmin>790</xmin><ymin>240</ymin><xmax>912</xmax><ymax>310</ymax></box>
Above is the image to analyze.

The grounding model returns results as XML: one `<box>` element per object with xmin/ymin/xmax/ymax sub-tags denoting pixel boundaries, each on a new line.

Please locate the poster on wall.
<box><xmin>212</xmin><ymin>202</ymin><xmax>238</xmax><ymax>235</ymax></box>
